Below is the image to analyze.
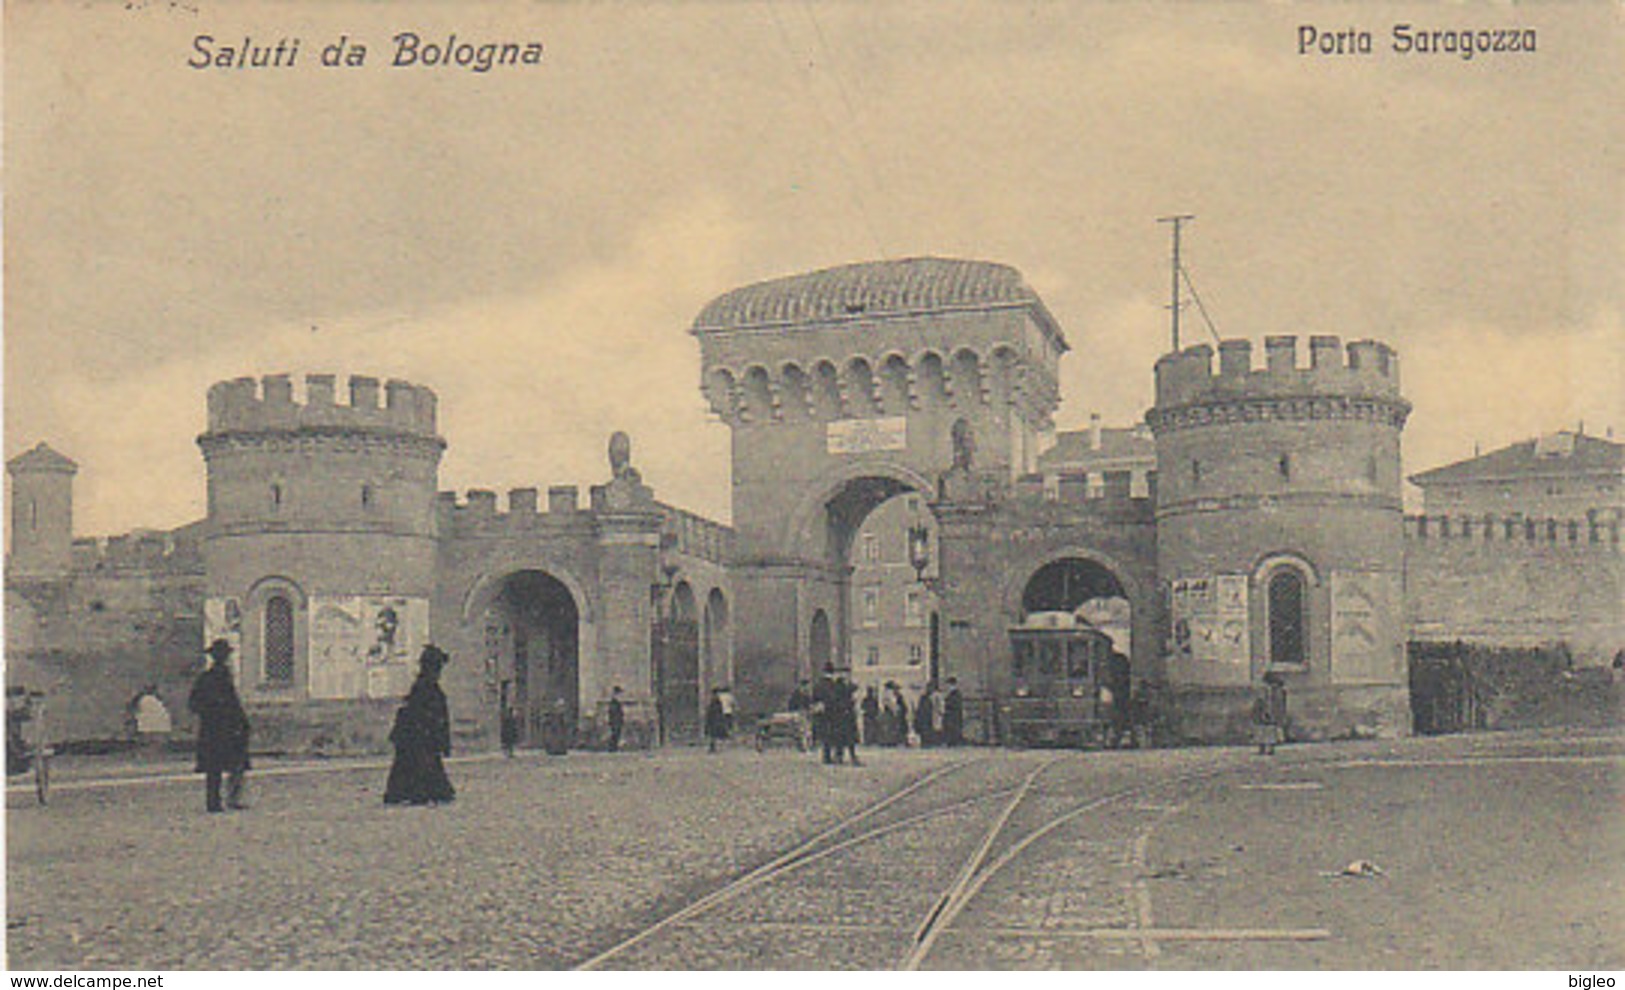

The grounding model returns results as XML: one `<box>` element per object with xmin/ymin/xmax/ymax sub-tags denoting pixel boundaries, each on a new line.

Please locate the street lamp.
<box><xmin>907</xmin><ymin>521</ymin><xmax>932</xmax><ymax>583</ymax></box>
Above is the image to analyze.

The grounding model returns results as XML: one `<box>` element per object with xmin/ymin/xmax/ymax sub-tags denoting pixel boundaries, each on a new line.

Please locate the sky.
<box><xmin>5</xmin><ymin>1</ymin><xmax>1621</xmax><ymax>537</ymax></box>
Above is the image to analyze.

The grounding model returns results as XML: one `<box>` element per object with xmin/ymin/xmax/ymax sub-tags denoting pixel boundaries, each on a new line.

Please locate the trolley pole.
<box><xmin>1158</xmin><ymin>214</ymin><xmax>1194</xmax><ymax>352</ymax></box>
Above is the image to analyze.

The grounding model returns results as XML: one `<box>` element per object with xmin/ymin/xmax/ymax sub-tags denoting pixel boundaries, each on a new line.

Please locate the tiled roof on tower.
<box><xmin>692</xmin><ymin>257</ymin><xmax>1066</xmax><ymax>348</ymax></box>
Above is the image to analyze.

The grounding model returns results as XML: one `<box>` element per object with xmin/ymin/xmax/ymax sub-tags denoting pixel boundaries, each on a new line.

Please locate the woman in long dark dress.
<box><xmin>384</xmin><ymin>645</ymin><xmax>455</xmax><ymax>805</ymax></box>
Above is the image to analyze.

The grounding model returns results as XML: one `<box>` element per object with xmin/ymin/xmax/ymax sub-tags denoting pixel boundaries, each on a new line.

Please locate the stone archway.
<box><xmin>1016</xmin><ymin>555</ymin><xmax>1134</xmax><ymax>657</ymax></box>
<box><xmin>658</xmin><ymin>581</ymin><xmax>702</xmax><ymax>742</ymax></box>
<box><xmin>481</xmin><ymin>569</ymin><xmax>580</xmax><ymax>748</ymax></box>
<box><xmin>703</xmin><ymin>588</ymin><xmax>730</xmax><ymax>689</ymax></box>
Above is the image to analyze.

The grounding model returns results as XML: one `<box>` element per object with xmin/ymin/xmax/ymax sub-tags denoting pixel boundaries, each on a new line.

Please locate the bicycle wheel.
<box><xmin>34</xmin><ymin>750</ymin><xmax>48</xmax><ymax>805</ymax></box>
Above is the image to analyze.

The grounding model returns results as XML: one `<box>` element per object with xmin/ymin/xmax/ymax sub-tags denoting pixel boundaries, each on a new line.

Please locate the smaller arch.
<box><xmin>703</xmin><ymin>587</ymin><xmax>731</xmax><ymax>688</ymax></box>
<box><xmin>844</xmin><ymin>357</ymin><xmax>880</xmax><ymax>416</ymax></box>
<box><xmin>705</xmin><ymin>367</ymin><xmax>739</xmax><ymax>420</ymax></box>
<box><xmin>460</xmin><ymin>560</ymin><xmax>595</xmax><ymax>626</ymax></box>
<box><xmin>878</xmin><ymin>352</ymin><xmax>911</xmax><ymax>413</ymax></box>
<box><xmin>811</xmin><ymin>361</ymin><xmax>843</xmax><ymax>419</ymax></box>
<box><xmin>742</xmin><ymin>365</ymin><xmax>776</xmax><ymax>423</ymax></box>
<box><xmin>670</xmin><ymin>579</ymin><xmax>699</xmax><ymax>624</ymax></box>
<box><xmin>779</xmin><ymin>362</ymin><xmax>812</xmax><ymax>421</ymax></box>
<box><xmin>241</xmin><ymin>576</ymin><xmax>309</xmax><ymax>692</ymax></box>
<box><xmin>915</xmin><ymin>350</ymin><xmax>949</xmax><ymax>405</ymax></box>
<box><xmin>988</xmin><ymin>343</ymin><xmax>1020</xmax><ymax>396</ymax></box>
<box><xmin>950</xmin><ymin>348</ymin><xmax>984</xmax><ymax>407</ymax></box>
<box><xmin>1252</xmin><ymin>552</ymin><xmax>1317</xmax><ymax>671</ymax></box>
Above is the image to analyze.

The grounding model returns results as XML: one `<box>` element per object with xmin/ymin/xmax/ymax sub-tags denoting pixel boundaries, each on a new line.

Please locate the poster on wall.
<box><xmin>1331</xmin><ymin>572</ymin><xmax>1401</xmax><ymax>682</ymax></box>
<box><xmin>1169</xmin><ymin>576</ymin><xmax>1248</xmax><ymax>668</ymax></box>
<box><xmin>308</xmin><ymin>596</ymin><xmax>429</xmax><ymax>700</ymax></box>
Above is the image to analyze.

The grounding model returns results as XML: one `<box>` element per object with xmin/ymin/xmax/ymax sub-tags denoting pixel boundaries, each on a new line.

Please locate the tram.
<box><xmin>999</xmin><ymin>611</ymin><xmax>1118</xmax><ymax>748</ymax></box>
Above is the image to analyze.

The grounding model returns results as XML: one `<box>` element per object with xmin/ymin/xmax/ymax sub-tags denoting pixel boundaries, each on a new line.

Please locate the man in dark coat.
<box><xmin>1104</xmin><ymin>650</ymin><xmax>1133</xmax><ymax>749</ymax></box>
<box><xmin>812</xmin><ymin>665</ymin><xmax>839</xmax><ymax>764</ymax></box>
<box><xmin>831</xmin><ymin>670</ymin><xmax>861</xmax><ymax>766</ymax></box>
<box><xmin>704</xmin><ymin>688</ymin><xmax>730</xmax><ymax>753</ymax></box>
<box><xmin>941</xmin><ymin>677</ymin><xmax>965</xmax><ymax>746</ymax></box>
<box><xmin>887</xmin><ymin>682</ymin><xmax>909</xmax><ymax>747</ymax></box>
<box><xmin>384</xmin><ymin>645</ymin><xmax>456</xmax><ymax>805</ymax></box>
<box><xmin>189</xmin><ymin>638</ymin><xmax>251</xmax><ymax>813</ymax></box>
<box><xmin>606</xmin><ymin>686</ymin><xmax>625</xmax><ymax>752</ymax></box>
<box><xmin>914</xmin><ymin>682</ymin><xmax>938</xmax><ymax>747</ymax></box>
<box><xmin>860</xmin><ymin>685</ymin><xmax>882</xmax><ymax>746</ymax></box>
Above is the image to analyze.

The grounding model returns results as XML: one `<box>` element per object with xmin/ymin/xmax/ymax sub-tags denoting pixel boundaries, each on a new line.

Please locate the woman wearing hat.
<box><xmin>384</xmin><ymin>645</ymin><xmax>456</xmax><ymax>805</ymax></box>
<box><xmin>189</xmin><ymin>638</ymin><xmax>251</xmax><ymax>813</ymax></box>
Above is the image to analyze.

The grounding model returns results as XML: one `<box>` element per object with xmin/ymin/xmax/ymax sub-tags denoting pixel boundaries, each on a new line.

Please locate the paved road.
<box><xmin>7</xmin><ymin>730</ymin><xmax>1621</xmax><ymax>969</ymax></box>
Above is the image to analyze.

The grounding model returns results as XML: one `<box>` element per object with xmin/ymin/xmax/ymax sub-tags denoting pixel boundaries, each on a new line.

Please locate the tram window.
<box><xmin>1066</xmin><ymin>640</ymin><xmax>1091</xmax><ymax>680</ymax></box>
<box><xmin>1037</xmin><ymin>641</ymin><xmax>1061</xmax><ymax>677</ymax></box>
<box><xmin>1011</xmin><ymin>642</ymin><xmax>1028</xmax><ymax>680</ymax></box>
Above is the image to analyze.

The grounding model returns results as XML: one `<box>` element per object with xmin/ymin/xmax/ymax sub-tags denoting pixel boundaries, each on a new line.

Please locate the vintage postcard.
<box><xmin>4</xmin><ymin>0</ymin><xmax>1620</xmax><ymax>975</ymax></box>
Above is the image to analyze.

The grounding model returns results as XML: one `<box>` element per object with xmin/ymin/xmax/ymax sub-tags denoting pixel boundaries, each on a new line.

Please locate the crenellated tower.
<box><xmin>1146</xmin><ymin>335</ymin><xmax>1413</xmax><ymax>740</ymax></box>
<box><xmin>197</xmin><ymin>374</ymin><xmax>445</xmax><ymax>704</ymax></box>
<box><xmin>692</xmin><ymin>257</ymin><xmax>1067</xmax><ymax>710</ymax></box>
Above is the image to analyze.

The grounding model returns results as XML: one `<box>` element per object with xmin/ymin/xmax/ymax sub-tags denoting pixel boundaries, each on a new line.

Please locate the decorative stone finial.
<box><xmin>609</xmin><ymin>431</ymin><xmax>633</xmax><ymax>480</ymax></box>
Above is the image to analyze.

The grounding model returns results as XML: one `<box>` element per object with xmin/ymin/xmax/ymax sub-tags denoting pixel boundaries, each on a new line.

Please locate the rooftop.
<box><xmin>692</xmin><ymin>257</ymin><xmax>1067</xmax><ymax>349</ymax></box>
<box><xmin>1410</xmin><ymin>431</ymin><xmax>1622</xmax><ymax>486</ymax></box>
<box><xmin>7</xmin><ymin>442</ymin><xmax>77</xmax><ymax>474</ymax></box>
<box><xmin>1039</xmin><ymin>426</ymin><xmax>1155</xmax><ymax>471</ymax></box>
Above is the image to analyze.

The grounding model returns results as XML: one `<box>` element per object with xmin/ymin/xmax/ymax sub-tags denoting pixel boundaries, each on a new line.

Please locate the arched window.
<box><xmin>264</xmin><ymin>595</ymin><xmax>295</xmax><ymax>685</ymax></box>
<box><xmin>1266</xmin><ymin>567</ymin><xmax>1308</xmax><ymax>668</ymax></box>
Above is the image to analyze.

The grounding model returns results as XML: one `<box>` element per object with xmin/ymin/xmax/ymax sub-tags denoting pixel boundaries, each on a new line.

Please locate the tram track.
<box><xmin>574</xmin><ymin>749</ymin><xmax>1242</xmax><ymax>970</ymax></box>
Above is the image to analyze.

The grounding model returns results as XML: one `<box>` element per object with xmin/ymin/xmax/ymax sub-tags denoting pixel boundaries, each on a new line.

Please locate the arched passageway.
<box><xmin>657</xmin><ymin>581</ymin><xmax>702</xmax><ymax>742</ymax></box>
<box><xmin>484</xmin><ymin>569</ymin><xmax>580</xmax><ymax>747</ymax></box>
<box><xmin>1021</xmin><ymin>557</ymin><xmax>1132</xmax><ymax>656</ymax></box>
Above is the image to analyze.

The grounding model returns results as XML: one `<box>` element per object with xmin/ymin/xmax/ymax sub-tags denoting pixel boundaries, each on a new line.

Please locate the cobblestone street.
<box><xmin>6</xmin><ymin>746</ymin><xmax>955</xmax><ymax>969</ymax></box>
<box><xmin>7</xmin><ymin>729</ymin><xmax>1622</xmax><ymax>970</ymax></box>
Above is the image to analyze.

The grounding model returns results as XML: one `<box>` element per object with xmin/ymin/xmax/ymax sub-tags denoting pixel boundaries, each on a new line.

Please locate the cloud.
<box><xmin>44</xmin><ymin>192</ymin><xmax>752</xmax><ymax>535</ymax></box>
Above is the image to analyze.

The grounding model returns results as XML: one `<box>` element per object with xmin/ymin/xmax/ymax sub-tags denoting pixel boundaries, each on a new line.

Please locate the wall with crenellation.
<box><xmin>1403</xmin><ymin>514</ymin><xmax>1622</xmax><ymax>664</ymax></box>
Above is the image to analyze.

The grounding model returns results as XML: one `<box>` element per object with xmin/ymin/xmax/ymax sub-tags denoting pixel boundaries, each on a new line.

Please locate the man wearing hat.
<box><xmin>189</xmin><ymin>638</ymin><xmax>252</xmax><ymax>813</ymax></box>
<box><xmin>811</xmin><ymin>663</ymin><xmax>838</xmax><ymax>764</ymax></box>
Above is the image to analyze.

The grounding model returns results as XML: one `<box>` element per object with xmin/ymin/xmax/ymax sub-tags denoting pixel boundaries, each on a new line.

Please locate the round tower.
<box><xmin>1146</xmin><ymin>335</ymin><xmax>1412</xmax><ymax>740</ymax></box>
<box><xmin>197</xmin><ymin>374</ymin><xmax>444</xmax><ymax>710</ymax></box>
<box><xmin>6</xmin><ymin>442</ymin><xmax>78</xmax><ymax>581</ymax></box>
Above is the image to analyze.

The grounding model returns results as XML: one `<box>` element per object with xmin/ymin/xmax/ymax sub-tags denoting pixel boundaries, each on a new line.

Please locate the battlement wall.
<box><xmin>70</xmin><ymin>531</ymin><xmax>205</xmax><ymax>576</ymax></box>
<box><xmin>1154</xmin><ymin>336</ymin><xmax>1404</xmax><ymax>409</ymax></box>
<box><xmin>1404</xmin><ymin>514</ymin><xmax>1621</xmax><ymax>551</ymax></box>
<box><xmin>657</xmin><ymin>502</ymin><xmax>735</xmax><ymax>565</ymax></box>
<box><xmin>435</xmin><ymin>486</ymin><xmax>595</xmax><ymax>537</ymax></box>
<box><xmin>1009</xmin><ymin>474</ymin><xmax>1157</xmax><ymax>511</ymax></box>
<box><xmin>433</xmin><ymin>486</ymin><xmax>734</xmax><ymax>562</ymax></box>
<box><xmin>1405</xmin><ymin>516</ymin><xmax>1622</xmax><ymax>664</ymax></box>
<box><xmin>205</xmin><ymin>374</ymin><xmax>438</xmax><ymax>437</ymax></box>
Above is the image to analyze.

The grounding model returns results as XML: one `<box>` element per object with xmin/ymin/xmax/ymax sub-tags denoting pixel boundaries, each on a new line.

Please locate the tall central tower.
<box><xmin>691</xmin><ymin>257</ymin><xmax>1067</xmax><ymax>710</ymax></box>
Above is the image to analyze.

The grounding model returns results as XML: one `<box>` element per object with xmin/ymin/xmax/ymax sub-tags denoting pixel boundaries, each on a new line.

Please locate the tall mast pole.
<box><xmin>1158</xmin><ymin>214</ymin><xmax>1195</xmax><ymax>352</ymax></box>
